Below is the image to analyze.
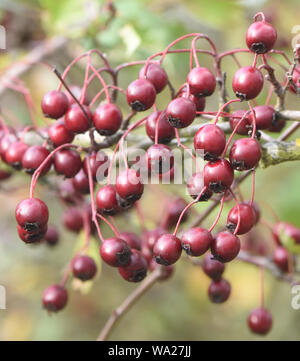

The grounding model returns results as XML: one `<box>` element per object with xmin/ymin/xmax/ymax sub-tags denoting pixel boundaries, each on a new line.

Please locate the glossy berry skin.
<box><xmin>100</xmin><ymin>237</ymin><xmax>132</xmax><ymax>267</ymax></box>
<box><xmin>143</xmin><ymin>227</ymin><xmax>166</xmax><ymax>251</ymax></box>
<box><xmin>42</xmin><ymin>285</ymin><xmax>68</xmax><ymax>312</ymax></box>
<box><xmin>119</xmin><ymin>232</ymin><xmax>142</xmax><ymax>251</ymax></box>
<box><xmin>232</xmin><ymin>66</ymin><xmax>264</xmax><ymax>100</ymax></box>
<box><xmin>229</xmin><ymin>138</ymin><xmax>261</xmax><ymax>171</ymax></box>
<box><xmin>246</xmin><ymin>21</ymin><xmax>277</xmax><ymax>54</ymax></box>
<box><xmin>153</xmin><ymin>234</ymin><xmax>182</xmax><ymax>266</ymax></box>
<box><xmin>58</xmin><ymin>178</ymin><xmax>82</xmax><ymax>204</ymax></box>
<box><xmin>194</xmin><ymin>124</ymin><xmax>226</xmax><ymax>161</ymax></box>
<box><xmin>63</xmin><ymin>207</ymin><xmax>83</xmax><ymax>233</ymax></box>
<box><xmin>93</xmin><ymin>103</ymin><xmax>122</xmax><ymax>136</ymax></box>
<box><xmin>65</xmin><ymin>104</ymin><xmax>91</xmax><ymax>134</ymax></box>
<box><xmin>202</xmin><ymin>253</ymin><xmax>225</xmax><ymax>281</ymax></box>
<box><xmin>211</xmin><ymin>231</ymin><xmax>240</xmax><ymax>263</ymax></box>
<box><xmin>139</xmin><ymin>63</ymin><xmax>168</xmax><ymax>93</ymax></box>
<box><xmin>48</xmin><ymin>120</ymin><xmax>74</xmax><ymax>147</ymax></box>
<box><xmin>126</xmin><ymin>79</ymin><xmax>156</xmax><ymax>112</ymax></box>
<box><xmin>248</xmin><ymin>308</ymin><xmax>272</xmax><ymax>335</ymax></box>
<box><xmin>187</xmin><ymin>172</ymin><xmax>213</xmax><ymax>201</ymax></box>
<box><xmin>250</xmin><ymin>105</ymin><xmax>275</xmax><ymax>130</ymax></box>
<box><xmin>0</xmin><ymin>133</ymin><xmax>18</xmax><ymax>162</ymax></box>
<box><xmin>118</xmin><ymin>249</ymin><xmax>148</xmax><ymax>283</ymax></box>
<box><xmin>5</xmin><ymin>141</ymin><xmax>29</xmax><ymax>169</ymax></box>
<box><xmin>229</xmin><ymin>110</ymin><xmax>251</xmax><ymax>135</ymax></box>
<box><xmin>83</xmin><ymin>151</ymin><xmax>109</xmax><ymax>182</ymax></box>
<box><xmin>72</xmin><ymin>169</ymin><xmax>89</xmax><ymax>194</ymax></box>
<box><xmin>16</xmin><ymin>198</ymin><xmax>49</xmax><ymax>232</ymax></box>
<box><xmin>146</xmin><ymin>144</ymin><xmax>174</xmax><ymax>175</ymax></box>
<box><xmin>178</xmin><ymin>87</ymin><xmax>206</xmax><ymax>112</ymax></box>
<box><xmin>96</xmin><ymin>185</ymin><xmax>119</xmax><ymax>216</ymax></box>
<box><xmin>145</xmin><ymin>111</ymin><xmax>175</xmax><ymax>144</ymax></box>
<box><xmin>54</xmin><ymin>149</ymin><xmax>82</xmax><ymax>178</ymax></box>
<box><xmin>41</xmin><ymin>90</ymin><xmax>69</xmax><ymax>119</ymax></box>
<box><xmin>22</xmin><ymin>145</ymin><xmax>51</xmax><ymax>175</ymax></box>
<box><xmin>162</xmin><ymin>198</ymin><xmax>189</xmax><ymax>229</ymax></box>
<box><xmin>149</xmin><ymin>258</ymin><xmax>174</xmax><ymax>281</ymax></box>
<box><xmin>187</xmin><ymin>67</ymin><xmax>216</xmax><ymax>96</ymax></box>
<box><xmin>44</xmin><ymin>225</ymin><xmax>59</xmax><ymax>246</ymax></box>
<box><xmin>72</xmin><ymin>255</ymin><xmax>97</xmax><ymax>281</ymax></box>
<box><xmin>181</xmin><ymin>227</ymin><xmax>212</xmax><ymax>256</ymax></box>
<box><xmin>116</xmin><ymin>169</ymin><xmax>144</xmax><ymax>203</ymax></box>
<box><xmin>243</xmin><ymin>200</ymin><xmax>260</xmax><ymax>224</ymax></box>
<box><xmin>204</xmin><ymin>159</ymin><xmax>234</xmax><ymax>193</ymax></box>
<box><xmin>227</xmin><ymin>203</ymin><xmax>256</xmax><ymax>235</ymax></box>
<box><xmin>273</xmin><ymin>246</ymin><xmax>289</xmax><ymax>273</ymax></box>
<box><xmin>208</xmin><ymin>278</ymin><xmax>231</xmax><ymax>303</ymax></box>
<box><xmin>17</xmin><ymin>224</ymin><xmax>47</xmax><ymax>243</ymax></box>
<box><xmin>272</xmin><ymin>222</ymin><xmax>300</xmax><ymax>246</ymax></box>
<box><xmin>166</xmin><ymin>97</ymin><xmax>196</xmax><ymax>128</ymax></box>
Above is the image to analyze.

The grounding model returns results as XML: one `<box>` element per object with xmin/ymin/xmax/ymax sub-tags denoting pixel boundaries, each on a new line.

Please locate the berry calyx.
<box><xmin>100</xmin><ymin>237</ymin><xmax>132</xmax><ymax>267</ymax></box>
<box><xmin>166</xmin><ymin>97</ymin><xmax>196</xmax><ymax>128</ymax></box>
<box><xmin>18</xmin><ymin>224</ymin><xmax>47</xmax><ymax>243</ymax></box>
<box><xmin>15</xmin><ymin>198</ymin><xmax>49</xmax><ymax>232</ymax></box>
<box><xmin>41</xmin><ymin>90</ymin><xmax>69</xmax><ymax>119</ymax></box>
<box><xmin>96</xmin><ymin>185</ymin><xmax>119</xmax><ymax>216</ymax></box>
<box><xmin>42</xmin><ymin>284</ymin><xmax>68</xmax><ymax>312</ymax></box>
<box><xmin>126</xmin><ymin>79</ymin><xmax>156</xmax><ymax>112</ymax></box>
<box><xmin>181</xmin><ymin>227</ymin><xmax>212</xmax><ymax>256</ymax></box>
<box><xmin>248</xmin><ymin>308</ymin><xmax>272</xmax><ymax>335</ymax></box>
<box><xmin>54</xmin><ymin>149</ymin><xmax>82</xmax><ymax>178</ymax></box>
<box><xmin>116</xmin><ymin>169</ymin><xmax>144</xmax><ymax>203</ymax></box>
<box><xmin>202</xmin><ymin>252</ymin><xmax>225</xmax><ymax>280</ymax></box>
<box><xmin>139</xmin><ymin>63</ymin><xmax>168</xmax><ymax>93</ymax></box>
<box><xmin>145</xmin><ymin>111</ymin><xmax>175</xmax><ymax>144</ymax></box>
<box><xmin>227</xmin><ymin>202</ymin><xmax>256</xmax><ymax>235</ymax></box>
<box><xmin>194</xmin><ymin>124</ymin><xmax>226</xmax><ymax>161</ymax></box>
<box><xmin>93</xmin><ymin>103</ymin><xmax>122</xmax><ymax>136</ymax></box>
<box><xmin>118</xmin><ymin>249</ymin><xmax>148</xmax><ymax>282</ymax></box>
<box><xmin>208</xmin><ymin>278</ymin><xmax>231</xmax><ymax>303</ymax></box>
<box><xmin>232</xmin><ymin>66</ymin><xmax>264</xmax><ymax>100</ymax></box>
<box><xmin>187</xmin><ymin>67</ymin><xmax>216</xmax><ymax>96</ymax></box>
<box><xmin>65</xmin><ymin>104</ymin><xmax>91</xmax><ymax>134</ymax></box>
<box><xmin>246</xmin><ymin>21</ymin><xmax>277</xmax><ymax>54</ymax></box>
<box><xmin>211</xmin><ymin>231</ymin><xmax>240</xmax><ymax>263</ymax></box>
<box><xmin>229</xmin><ymin>138</ymin><xmax>261</xmax><ymax>171</ymax></box>
<box><xmin>204</xmin><ymin>159</ymin><xmax>234</xmax><ymax>193</ymax></box>
<box><xmin>22</xmin><ymin>145</ymin><xmax>52</xmax><ymax>175</ymax></box>
<box><xmin>146</xmin><ymin>144</ymin><xmax>174</xmax><ymax>175</ymax></box>
<box><xmin>72</xmin><ymin>255</ymin><xmax>97</xmax><ymax>281</ymax></box>
<box><xmin>153</xmin><ymin>234</ymin><xmax>182</xmax><ymax>266</ymax></box>
<box><xmin>187</xmin><ymin>172</ymin><xmax>213</xmax><ymax>201</ymax></box>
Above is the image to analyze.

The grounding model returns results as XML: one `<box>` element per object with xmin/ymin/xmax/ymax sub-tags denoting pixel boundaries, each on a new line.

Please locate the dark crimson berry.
<box><xmin>139</xmin><ymin>63</ymin><xmax>168</xmax><ymax>93</ymax></box>
<box><xmin>194</xmin><ymin>124</ymin><xmax>226</xmax><ymax>160</ymax></box>
<box><xmin>100</xmin><ymin>237</ymin><xmax>132</xmax><ymax>267</ymax></box>
<box><xmin>126</xmin><ymin>79</ymin><xmax>156</xmax><ymax>112</ymax></box>
<box><xmin>42</xmin><ymin>284</ymin><xmax>68</xmax><ymax>312</ymax></box>
<box><xmin>166</xmin><ymin>97</ymin><xmax>196</xmax><ymax>128</ymax></box>
<box><xmin>48</xmin><ymin>120</ymin><xmax>74</xmax><ymax>147</ymax></box>
<box><xmin>248</xmin><ymin>308</ymin><xmax>272</xmax><ymax>335</ymax></box>
<box><xmin>250</xmin><ymin>105</ymin><xmax>275</xmax><ymax>130</ymax></box>
<box><xmin>72</xmin><ymin>169</ymin><xmax>89</xmax><ymax>194</ymax></box>
<box><xmin>145</xmin><ymin>111</ymin><xmax>175</xmax><ymax>144</ymax></box>
<box><xmin>65</xmin><ymin>85</ymin><xmax>89</xmax><ymax>106</ymax></box>
<box><xmin>93</xmin><ymin>103</ymin><xmax>122</xmax><ymax>136</ymax></box>
<box><xmin>229</xmin><ymin>110</ymin><xmax>251</xmax><ymax>135</ymax></box>
<box><xmin>41</xmin><ymin>90</ymin><xmax>69</xmax><ymax>119</ymax></box>
<box><xmin>162</xmin><ymin>197</ymin><xmax>189</xmax><ymax>229</ymax></box>
<box><xmin>0</xmin><ymin>133</ymin><xmax>18</xmax><ymax>162</ymax></box>
<box><xmin>289</xmin><ymin>66</ymin><xmax>300</xmax><ymax>93</ymax></box>
<box><xmin>211</xmin><ymin>231</ymin><xmax>240</xmax><ymax>263</ymax></box>
<box><xmin>181</xmin><ymin>227</ymin><xmax>212</xmax><ymax>256</ymax></box>
<box><xmin>5</xmin><ymin>141</ymin><xmax>29</xmax><ymax>169</ymax></box>
<box><xmin>149</xmin><ymin>258</ymin><xmax>174</xmax><ymax>281</ymax></box>
<box><xmin>118</xmin><ymin>249</ymin><xmax>148</xmax><ymax>282</ymax></box>
<box><xmin>153</xmin><ymin>234</ymin><xmax>182</xmax><ymax>266</ymax></box>
<box><xmin>116</xmin><ymin>169</ymin><xmax>144</xmax><ymax>203</ymax></box>
<box><xmin>204</xmin><ymin>159</ymin><xmax>234</xmax><ymax>193</ymax></box>
<box><xmin>178</xmin><ymin>87</ymin><xmax>206</xmax><ymax>112</ymax></box>
<box><xmin>208</xmin><ymin>278</ymin><xmax>231</xmax><ymax>303</ymax></box>
<box><xmin>65</xmin><ymin>104</ymin><xmax>91</xmax><ymax>133</ymax></box>
<box><xmin>246</xmin><ymin>21</ymin><xmax>277</xmax><ymax>54</ymax></box>
<box><xmin>229</xmin><ymin>138</ymin><xmax>261</xmax><ymax>171</ymax></box>
<box><xmin>273</xmin><ymin>246</ymin><xmax>289</xmax><ymax>273</ymax></box>
<box><xmin>146</xmin><ymin>144</ymin><xmax>174</xmax><ymax>175</ymax></box>
<box><xmin>58</xmin><ymin>178</ymin><xmax>82</xmax><ymax>204</ymax></box>
<box><xmin>227</xmin><ymin>202</ymin><xmax>256</xmax><ymax>235</ymax></box>
<box><xmin>63</xmin><ymin>207</ymin><xmax>83</xmax><ymax>233</ymax></box>
<box><xmin>272</xmin><ymin>222</ymin><xmax>300</xmax><ymax>246</ymax></box>
<box><xmin>16</xmin><ymin>198</ymin><xmax>49</xmax><ymax>232</ymax></box>
<box><xmin>232</xmin><ymin>66</ymin><xmax>264</xmax><ymax>100</ymax></box>
<box><xmin>202</xmin><ymin>253</ymin><xmax>225</xmax><ymax>280</ymax></box>
<box><xmin>72</xmin><ymin>255</ymin><xmax>97</xmax><ymax>281</ymax></box>
<box><xmin>187</xmin><ymin>172</ymin><xmax>213</xmax><ymax>201</ymax></box>
<box><xmin>54</xmin><ymin>149</ymin><xmax>82</xmax><ymax>178</ymax></box>
<box><xmin>119</xmin><ymin>231</ymin><xmax>142</xmax><ymax>250</ymax></box>
<box><xmin>187</xmin><ymin>67</ymin><xmax>216</xmax><ymax>96</ymax></box>
<box><xmin>0</xmin><ymin>169</ymin><xmax>12</xmax><ymax>181</ymax></box>
<box><xmin>22</xmin><ymin>145</ymin><xmax>52</xmax><ymax>175</ymax></box>
<box><xmin>44</xmin><ymin>225</ymin><xmax>59</xmax><ymax>246</ymax></box>
<box><xmin>96</xmin><ymin>185</ymin><xmax>119</xmax><ymax>216</ymax></box>
<box><xmin>268</xmin><ymin>118</ymin><xmax>286</xmax><ymax>132</ymax></box>
<box><xmin>243</xmin><ymin>200</ymin><xmax>260</xmax><ymax>224</ymax></box>
<box><xmin>17</xmin><ymin>224</ymin><xmax>47</xmax><ymax>243</ymax></box>
<box><xmin>83</xmin><ymin>151</ymin><xmax>109</xmax><ymax>182</ymax></box>
<box><xmin>143</xmin><ymin>227</ymin><xmax>166</xmax><ymax>251</ymax></box>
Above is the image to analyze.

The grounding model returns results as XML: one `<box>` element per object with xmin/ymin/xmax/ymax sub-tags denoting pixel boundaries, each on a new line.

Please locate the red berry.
<box><xmin>22</xmin><ymin>145</ymin><xmax>52</xmax><ymax>175</ymax></box>
<box><xmin>162</xmin><ymin>197</ymin><xmax>189</xmax><ymax>229</ymax></box>
<box><xmin>96</xmin><ymin>185</ymin><xmax>119</xmax><ymax>216</ymax></box>
<box><xmin>204</xmin><ymin>159</ymin><xmax>234</xmax><ymax>193</ymax></box>
<box><xmin>54</xmin><ymin>149</ymin><xmax>82</xmax><ymax>178</ymax></box>
<box><xmin>166</xmin><ymin>97</ymin><xmax>196</xmax><ymax>128</ymax></box>
<box><xmin>58</xmin><ymin>178</ymin><xmax>81</xmax><ymax>204</ymax></box>
<box><xmin>208</xmin><ymin>278</ymin><xmax>231</xmax><ymax>303</ymax></box>
<box><xmin>65</xmin><ymin>85</ymin><xmax>89</xmax><ymax>106</ymax></box>
<box><xmin>0</xmin><ymin>169</ymin><xmax>12</xmax><ymax>181</ymax></box>
<box><xmin>72</xmin><ymin>255</ymin><xmax>97</xmax><ymax>281</ymax></box>
<box><xmin>65</xmin><ymin>104</ymin><xmax>91</xmax><ymax>134</ymax></box>
<box><xmin>202</xmin><ymin>253</ymin><xmax>225</xmax><ymax>280</ymax></box>
<box><xmin>181</xmin><ymin>227</ymin><xmax>212</xmax><ymax>256</ymax></box>
<box><xmin>93</xmin><ymin>103</ymin><xmax>122</xmax><ymax>136</ymax></box>
<box><xmin>5</xmin><ymin>141</ymin><xmax>29</xmax><ymax>169</ymax></box>
<box><xmin>145</xmin><ymin>111</ymin><xmax>175</xmax><ymax>144</ymax></box>
<box><xmin>248</xmin><ymin>308</ymin><xmax>272</xmax><ymax>335</ymax></box>
<box><xmin>273</xmin><ymin>246</ymin><xmax>289</xmax><ymax>273</ymax></box>
<box><xmin>229</xmin><ymin>110</ymin><xmax>251</xmax><ymax>135</ymax></box>
<box><xmin>187</xmin><ymin>67</ymin><xmax>216</xmax><ymax>96</ymax></box>
<box><xmin>146</xmin><ymin>144</ymin><xmax>174</xmax><ymax>175</ymax></box>
<box><xmin>272</xmin><ymin>222</ymin><xmax>300</xmax><ymax>246</ymax></box>
<box><xmin>149</xmin><ymin>258</ymin><xmax>174</xmax><ymax>281</ymax></box>
<box><xmin>211</xmin><ymin>231</ymin><xmax>240</xmax><ymax>263</ymax></box>
<box><xmin>119</xmin><ymin>231</ymin><xmax>142</xmax><ymax>250</ymax></box>
<box><xmin>243</xmin><ymin>200</ymin><xmax>260</xmax><ymax>224</ymax></box>
<box><xmin>42</xmin><ymin>284</ymin><xmax>68</xmax><ymax>312</ymax></box>
<box><xmin>41</xmin><ymin>90</ymin><xmax>69</xmax><ymax>119</ymax></box>
<box><xmin>227</xmin><ymin>202</ymin><xmax>256</xmax><ymax>235</ymax></box>
<box><xmin>126</xmin><ymin>79</ymin><xmax>156</xmax><ymax>112</ymax></box>
<box><xmin>229</xmin><ymin>138</ymin><xmax>261</xmax><ymax>171</ymax></box>
<box><xmin>289</xmin><ymin>66</ymin><xmax>300</xmax><ymax>93</ymax></box>
<box><xmin>63</xmin><ymin>207</ymin><xmax>83</xmax><ymax>233</ymax></box>
<box><xmin>100</xmin><ymin>237</ymin><xmax>132</xmax><ymax>267</ymax></box>
<box><xmin>17</xmin><ymin>224</ymin><xmax>47</xmax><ymax>243</ymax></box>
<box><xmin>178</xmin><ymin>87</ymin><xmax>206</xmax><ymax>111</ymax></box>
<box><xmin>83</xmin><ymin>151</ymin><xmax>109</xmax><ymax>182</ymax></box>
<box><xmin>153</xmin><ymin>234</ymin><xmax>182</xmax><ymax>266</ymax></box>
<box><xmin>139</xmin><ymin>63</ymin><xmax>168</xmax><ymax>93</ymax></box>
<box><xmin>16</xmin><ymin>198</ymin><xmax>49</xmax><ymax>232</ymax></box>
<box><xmin>48</xmin><ymin>120</ymin><xmax>74</xmax><ymax>147</ymax></box>
<box><xmin>116</xmin><ymin>169</ymin><xmax>144</xmax><ymax>203</ymax></box>
<box><xmin>250</xmin><ymin>105</ymin><xmax>275</xmax><ymax>130</ymax></box>
<box><xmin>187</xmin><ymin>172</ymin><xmax>213</xmax><ymax>201</ymax></box>
<box><xmin>246</xmin><ymin>21</ymin><xmax>277</xmax><ymax>54</ymax></box>
<box><xmin>232</xmin><ymin>66</ymin><xmax>264</xmax><ymax>100</ymax></box>
<box><xmin>118</xmin><ymin>249</ymin><xmax>148</xmax><ymax>282</ymax></box>
<box><xmin>143</xmin><ymin>227</ymin><xmax>166</xmax><ymax>251</ymax></box>
<box><xmin>72</xmin><ymin>169</ymin><xmax>90</xmax><ymax>194</ymax></box>
<box><xmin>44</xmin><ymin>225</ymin><xmax>59</xmax><ymax>246</ymax></box>
<box><xmin>0</xmin><ymin>133</ymin><xmax>18</xmax><ymax>162</ymax></box>
<box><xmin>194</xmin><ymin>124</ymin><xmax>226</xmax><ymax>160</ymax></box>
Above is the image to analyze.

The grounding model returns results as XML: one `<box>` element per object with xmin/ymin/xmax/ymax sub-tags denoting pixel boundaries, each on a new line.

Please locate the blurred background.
<box><xmin>0</xmin><ymin>0</ymin><xmax>300</xmax><ymax>341</ymax></box>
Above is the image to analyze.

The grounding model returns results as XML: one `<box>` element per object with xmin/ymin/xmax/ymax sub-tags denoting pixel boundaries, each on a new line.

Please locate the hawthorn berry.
<box><xmin>42</xmin><ymin>284</ymin><xmax>68</xmax><ymax>312</ymax></box>
<box><xmin>65</xmin><ymin>104</ymin><xmax>91</xmax><ymax>134</ymax></box>
<box><xmin>227</xmin><ymin>202</ymin><xmax>256</xmax><ymax>235</ymax></box>
<box><xmin>145</xmin><ymin>111</ymin><xmax>175</xmax><ymax>144</ymax></box>
<box><xmin>272</xmin><ymin>222</ymin><xmax>300</xmax><ymax>246</ymax></box>
<box><xmin>143</xmin><ymin>227</ymin><xmax>166</xmax><ymax>251</ymax></box>
<box><xmin>187</xmin><ymin>172</ymin><xmax>213</xmax><ymax>201</ymax></box>
<box><xmin>139</xmin><ymin>63</ymin><xmax>168</xmax><ymax>93</ymax></box>
<box><xmin>0</xmin><ymin>133</ymin><xmax>18</xmax><ymax>162</ymax></box>
<box><xmin>273</xmin><ymin>246</ymin><xmax>289</xmax><ymax>273</ymax></box>
<box><xmin>229</xmin><ymin>110</ymin><xmax>251</xmax><ymax>135</ymax></box>
<box><xmin>149</xmin><ymin>258</ymin><xmax>174</xmax><ymax>281</ymax></box>
<box><xmin>162</xmin><ymin>197</ymin><xmax>189</xmax><ymax>229</ymax></box>
<box><xmin>41</xmin><ymin>90</ymin><xmax>69</xmax><ymax>119</ymax></box>
<box><xmin>243</xmin><ymin>200</ymin><xmax>260</xmax><ymax>224</ymax></box>
<box><xmin>211</xmin><ymin>231</ymin><xmax>240</xmax><ymax>263</ymax></box>
<box><xmin>116</xmin><ymin>169</ymin><xmax>144</xmax><ymax>203</ymax></box>
<box><xmin>153</xmin><ymin>234</ymin><xmax>182</xmax><ymax>266</ymax></box>
<box><xmin>208</xmin><ymin>278</ymin><xmax>231</xmax><ymax>303</ymax></box>
<box><xmin>194</xmin><ymin>124</ymin><xmax>226</xmax><ymax>160</ymax></box>
<box><xmin>72</xmin><ymin>255</ymin><xmax>97</xmax><ymax>281</ymax></box>
<box><xmin>187</xmin><ymin>67</ymin><xmax>216</xmax><ymax>96</ymax></box>
<box><xmin>202</xmin><ymin>253</ymin><xmax>225</xmax><ymax>281</ymax></box>
<box><xmin>96</xmin><ymin>185</ymin><xmax>119</xmax><ymax>216</ymax></box>
<box><xmin>72</xmin><ymin>168</ymin><xmax>90</xmax><ymax>194</ymax></box>
<box><xmin>22</xmin><ymin>145</ymin><xmax>51</xmax><ymax>175</ymax></box>
<box><xmin>181</xmin><ymin>227</ymin><xmax>212</xmax><ymax>256</ymax></box>
<box><xmin>0</xmin><ymin>169</ymin><xmax>12</xmax><ymax>181</ymax></box>
<box><xmin>44</xmin><ymin>225</ymin><xmax>59</xmax><ymax>246</ymax></box>
<box><xmin>54</xmin><ymin>149</ymin><xmax>82</xmax><ymax>178</ymax></box>
<box><xmin>178</xmin><ymin>86</ymin><xmax>206</xmax><ymax>111</ymax></box>
<box><xmin>63</xmin><ymin>207</ymin><xmax>83</xmax><ymax>233</ymax></box>
<box><xmin>248</xmin><ymin>308</ymin><xmax>272</xmax><ymax>335</ymax></box>
<box><xmin>48</xmin><ymin>120</ymin><xmax>75</xmax><ymax>147</ymax></box>
<box><xmin>93</xmin><ymin>103</ymin><xmax>122</xmax><ymax>136</ymax></box>
<box><xmin>246</xmin><ymin>20</ymin><xmax>277</xmax><ymax>54</ymax></box>
<box><xmin>83</xmin><ymin>151</ymin><xmax>109</xmax><ymax>182</ymax></box>
<box><xmin>100</xmin><ymin>237</ymin><xmax>132</xmax><ymax>267</ymax></box>
<box><xmin>146</xmin><ymin>144</ymin><xmax>174</xmax><ymax>175</ymax></box>
<box><xmin>118</xmin><ymin>249</ymin><xmax>148</xmax><ymax>282</ymax></box>
<box><xmin>126</xmin><ymin>79</ymin><xmax>156</xmax><ymax>112</ymax></box>
<box><xmin>232</xmin><ymin>66</ymin><xmax>264</xmax><ymax>100</ymax></box>
<box><xmin>119</xmin><ymin>232</ymin><xmax>142</xmax><ymax>250</ymax></box>
<box><xmin>166</xmin><ymin>97</ymin><xmax>196</xmax><ymax>128</ymax></box>
<box><xmin>229</xmin><ymin>138</ymin><xmax>261</xmax><ymax>171</ymax></box>
<box><xmin>250</xmin><ymin>105</ymin><xmax>276</xmax><ymax>130</ymax></box>
<box><xmin>65</xmin><ymin>85</ymin><xmax>89</xmax><ymax>106</ymax></box>
<box><xmin>17</xmin><ymin>224</ymin><xmax>47</xmax><ymax>243</ymax></box>
<box><xmin>16</xmin><ymin>198</ymin><xmax>49</xmax><ymax>232</ymax></box>
<box><xmin>204</xmin><ymin>159</ymin><xmax>234</xmax><ymax>193</ymax></box>
<box><xmin>5</xmin><ymin>141</ymin><xmax>29</xmax><ymax>169</ymax></box>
